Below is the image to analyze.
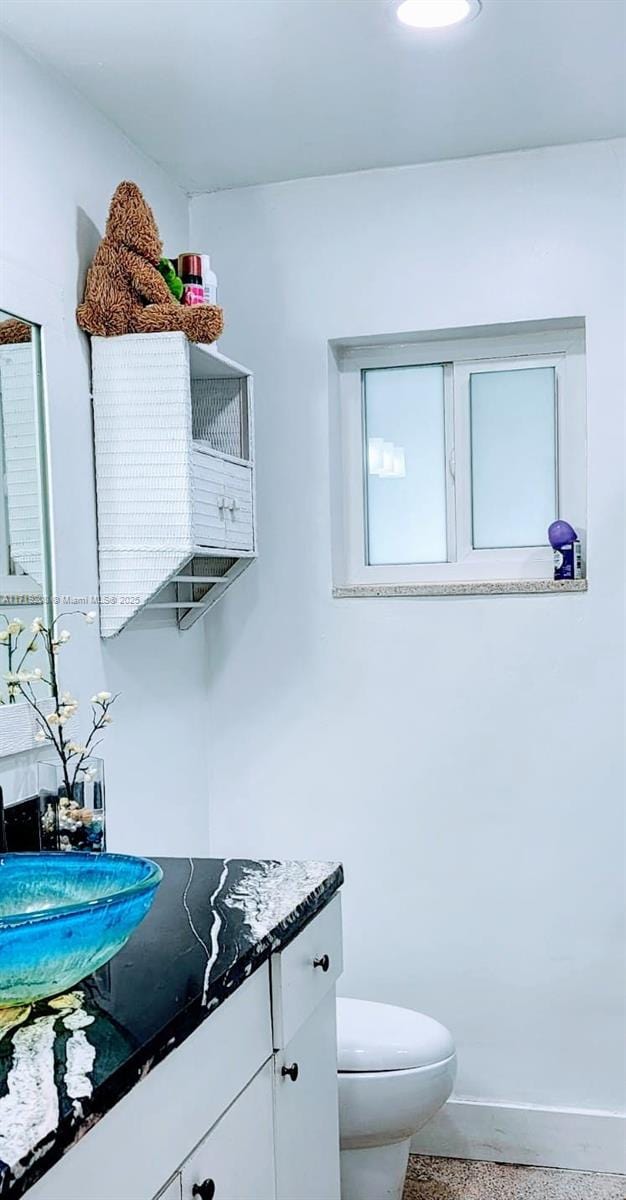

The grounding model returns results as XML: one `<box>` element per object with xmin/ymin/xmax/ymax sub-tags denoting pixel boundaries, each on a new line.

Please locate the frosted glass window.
<box><xmin>470</xmin><ymin>367</ymin><xmax>557</xmax><ymax>549</ymax></box>
<box><xmin>364</xmin><ymin>365</ymin><xmax>447</xmax><ymax>565</ymax></box>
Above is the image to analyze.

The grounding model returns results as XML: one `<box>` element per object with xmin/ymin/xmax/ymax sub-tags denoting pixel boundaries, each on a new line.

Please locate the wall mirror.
<box><xmin>0</xmin><ymin>308</ymin><xmax>53</xmax><ymax>754</ymax></box>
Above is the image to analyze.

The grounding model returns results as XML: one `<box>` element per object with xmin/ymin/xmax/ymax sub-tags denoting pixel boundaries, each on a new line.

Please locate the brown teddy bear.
<box><xmin>76</xmin><ymin>181</ymin><xmax>223</xmax><ymax>344</ymax></box>
<box><xmin>0</xmin><ymin>318</ymin><xmax>32</xmax><ymax>344</ymax></box>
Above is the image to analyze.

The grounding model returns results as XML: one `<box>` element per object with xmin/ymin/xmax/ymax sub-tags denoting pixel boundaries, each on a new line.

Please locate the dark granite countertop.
<box><xmin>0</xmin><ymin>856</ymin><xmax>343</xmax><ymax>1197</ymax></box>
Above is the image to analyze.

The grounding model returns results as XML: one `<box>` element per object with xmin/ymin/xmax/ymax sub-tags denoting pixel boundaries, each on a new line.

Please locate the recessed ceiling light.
<box><xmin>396</xmin><ymin>0</ymin><xmax>481</xmax><ymax>29</ymax></box>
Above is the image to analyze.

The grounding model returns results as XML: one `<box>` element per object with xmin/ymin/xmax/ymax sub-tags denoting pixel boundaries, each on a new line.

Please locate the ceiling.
<box><xmin>1</xmin><ymin>0</ymin><xmax>625</xmax><ymax>193</ymax></box>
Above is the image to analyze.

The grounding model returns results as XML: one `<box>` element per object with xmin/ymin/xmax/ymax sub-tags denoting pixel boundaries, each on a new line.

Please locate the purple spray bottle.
<box><xmin>548</xmin><ymin>520</ymin><xmax>582</xmax><ymax>581</ymax></box>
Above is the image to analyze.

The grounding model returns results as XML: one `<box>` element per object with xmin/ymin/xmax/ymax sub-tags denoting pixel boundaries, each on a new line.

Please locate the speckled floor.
<box><xmin>403</xmin><ymin>1156</ymin><xmax>626</xmax><ymax>1200</ymax></box>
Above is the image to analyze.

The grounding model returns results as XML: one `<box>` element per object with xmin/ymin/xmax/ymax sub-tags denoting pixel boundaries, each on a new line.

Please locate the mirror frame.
<box><xmin>0</xmin><ymin>258</ymin><xmax>57</xmax><ymax>756</ymax></box>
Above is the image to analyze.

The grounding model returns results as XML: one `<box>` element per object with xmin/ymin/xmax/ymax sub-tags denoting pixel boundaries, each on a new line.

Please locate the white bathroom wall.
<box><xmin>2</xmin><ymin>32</ymin><xmax>624</xmax><ymax>1170</ymax></box>
<box><xmin>190</xmin><ymin>140</ymin><xmax>626</xmax><ymax>1169</ymax></box>
<box><xmin>0</xmin><ymin>35</ymin><xmax>211</xmax><ymax>854</ymax></box>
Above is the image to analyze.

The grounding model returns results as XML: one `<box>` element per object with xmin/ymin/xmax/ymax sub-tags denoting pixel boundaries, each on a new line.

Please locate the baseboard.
<box><xmin>411</xmin><ymin>1098</ymin><xmax>626</xmax><ymax>1175</ymax></box>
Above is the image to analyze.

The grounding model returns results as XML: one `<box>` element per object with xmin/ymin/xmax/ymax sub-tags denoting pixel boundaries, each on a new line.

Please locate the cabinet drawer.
<box><xmin>181</xmin><ymin>1061</ymin><xmax>275</xmax><ymax>1200</ymax></box>
<box><xmin>223</xmin><ymin>461</ymin><xmax>253</xmax><ymax>552</ymax></box>
<box><xmin>271</xmin><ymin>893</ymin><xmax>342</xmax><ymax>1048</ymax></box>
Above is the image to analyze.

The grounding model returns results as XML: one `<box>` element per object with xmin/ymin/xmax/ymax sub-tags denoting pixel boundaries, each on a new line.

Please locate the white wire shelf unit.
<box><xmin>91</xmin><ymin>332</ymin><xmax>256</xmax><ymax>637</ymax></box>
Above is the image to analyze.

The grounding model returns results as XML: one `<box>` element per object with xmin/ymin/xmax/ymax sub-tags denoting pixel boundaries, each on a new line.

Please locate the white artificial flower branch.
<box><xmin>0</xmin><ymin>610</ymin><xmax>116</xmax><ymax>800</ymax></box>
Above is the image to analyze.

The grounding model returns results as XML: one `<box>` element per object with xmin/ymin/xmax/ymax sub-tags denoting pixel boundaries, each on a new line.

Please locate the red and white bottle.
<box><xmin>179</xmin><ymin>253</ymin><xmax>204</xmax><ymax>306</ymax></box>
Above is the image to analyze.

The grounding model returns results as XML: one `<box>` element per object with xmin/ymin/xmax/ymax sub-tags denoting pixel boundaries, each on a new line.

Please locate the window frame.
<box><xmin>335</xmin><ymin>328</ymin><xmax>586</xmax><ymax>587</ymax></box>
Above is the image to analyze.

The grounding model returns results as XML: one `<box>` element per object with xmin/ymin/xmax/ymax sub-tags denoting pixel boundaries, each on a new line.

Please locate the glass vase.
<box><xmin>38</xmin><ymin>756</ymin><xmax>106</xmax><ymax>852</ymax></box>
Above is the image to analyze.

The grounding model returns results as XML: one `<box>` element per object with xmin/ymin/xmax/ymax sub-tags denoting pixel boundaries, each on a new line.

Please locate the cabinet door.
<box><xmin>155</xmin><ymin>1175</ymin><xmax>182</xmax><ymax>1200</ymax></box>
<box><xmin>222</xmin><ymin>461</ymin><xmax>254</xmax><ymax>551</ymax></box>
<box><xmin>181</xmin><ymin>1061</ymin><xmax>275</xmax><ymax>1200</ymax></box>
<box><xmin>191</xmin><ymin>447</ymin><xmax>227</xmax><ymax>547</ymax></box>
<box><xmin>273</xmin><ymin>991</ymin><xmax>340</xmax><ymax>1200</ymax></box>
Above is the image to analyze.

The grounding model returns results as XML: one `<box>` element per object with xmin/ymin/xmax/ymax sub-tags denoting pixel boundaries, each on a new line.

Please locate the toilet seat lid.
<box><xmin>337</xmin><ymin>998</ymin><xmax>455</xmax><ymax>1072</ymax></box>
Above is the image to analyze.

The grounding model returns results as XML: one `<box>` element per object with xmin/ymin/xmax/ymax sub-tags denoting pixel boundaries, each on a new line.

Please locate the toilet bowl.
<box><xmin>337</xmin><ymin>998</ymin><xmax>456</xmax><ymax>1200</ymax></box>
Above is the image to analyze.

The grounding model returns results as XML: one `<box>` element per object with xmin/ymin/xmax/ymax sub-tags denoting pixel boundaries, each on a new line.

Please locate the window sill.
<box><xmin>333</xmin><ymin>579</ymin><xmax>588</xmax><ymax>599</ymax></box>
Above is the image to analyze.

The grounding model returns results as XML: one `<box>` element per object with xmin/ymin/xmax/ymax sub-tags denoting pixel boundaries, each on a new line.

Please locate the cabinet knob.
<box><xmin>192</xmin><ymin>1182</ymin><xmax>215</xmax><ymax>1200</ymax></box>
<box><xmin>281</xmin><ymin>1061</ymin><xmax>299</xmax><ymax>1082</ymax></box>
<box><xmin>313</xmin><ymin>953</ymin><xmax>330</xmax><ymax>973</ymax></box>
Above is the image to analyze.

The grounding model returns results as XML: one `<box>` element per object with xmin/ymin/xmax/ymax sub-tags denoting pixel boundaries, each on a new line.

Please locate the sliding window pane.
<box><xmin>470</xmin><ymin>366</ymin><xmax>556</xmax><ymax>549</ymax></box>
<box><xmin>364</xmin><ymin>365</ymin><xmax>447</xmax><ymax>565</ymax></box>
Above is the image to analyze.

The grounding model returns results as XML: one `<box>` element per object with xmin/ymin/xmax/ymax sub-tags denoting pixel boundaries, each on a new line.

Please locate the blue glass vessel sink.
<box><xmin>0</xmin><ymin>852</ymin><xmax>162</xmax><ymax>1007</ymax></box>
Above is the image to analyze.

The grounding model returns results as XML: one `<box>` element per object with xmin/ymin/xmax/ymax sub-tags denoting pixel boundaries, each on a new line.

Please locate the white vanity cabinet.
<box><xmin>25</xmin><ymin>895</ymin><xmax>342</xmax><ymax>1200</ymax></box>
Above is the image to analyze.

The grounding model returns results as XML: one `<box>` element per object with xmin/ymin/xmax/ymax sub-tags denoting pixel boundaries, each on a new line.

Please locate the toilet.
<box><xmin>336</xmin><ymin>998</ymin><xmax>456</xmax><ymax>1200</ymax></box>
